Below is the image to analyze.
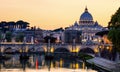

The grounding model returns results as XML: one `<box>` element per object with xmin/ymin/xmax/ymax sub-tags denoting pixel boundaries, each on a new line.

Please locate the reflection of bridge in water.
<box><xmin>0</xmin><ymin>54</ymin><xmax>91</xmax><ymax>71</ymax></box>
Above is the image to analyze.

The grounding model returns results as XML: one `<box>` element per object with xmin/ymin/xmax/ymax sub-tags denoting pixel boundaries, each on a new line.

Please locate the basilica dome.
<box><xmin>80</xmin><ymin>7</ymin><xmax>93</xmax><ymax>21</ymax></box>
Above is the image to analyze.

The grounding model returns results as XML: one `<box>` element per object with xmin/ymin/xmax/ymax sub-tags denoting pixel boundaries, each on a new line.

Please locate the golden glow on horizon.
<box><xmin>0</xmin><ymin>0</ymin><xmax>120</xmax><ymax>30</ymax></box>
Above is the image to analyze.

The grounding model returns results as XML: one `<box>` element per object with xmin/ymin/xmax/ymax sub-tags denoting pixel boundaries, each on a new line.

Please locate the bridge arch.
<box><xmin>36</xmin><ymin>47</ymin><xmax>46</xmax><ymax>52</ymax></box>
<box><xmin>54</xmin><ymin>47</ymin><xmax>70</xmax><ymax>53</ymax></box>
<box><xmin>28</xmin><ymin>47</ymin><xmax>34</xmax><ymax>52</ymax></box>
<box><xmin>79</xmin><ymin>47</ymin><xmax>95</xmax><ymax>54</ymax></box>
<box><xmin>4</xmin><ymin>47</ymin><xmax>18</xmax><ymax>53</ymax></box>
<box><xmin>28</xmin><ymin>46</ymin><xmax>46</xmax><ymax>53</ymax></box>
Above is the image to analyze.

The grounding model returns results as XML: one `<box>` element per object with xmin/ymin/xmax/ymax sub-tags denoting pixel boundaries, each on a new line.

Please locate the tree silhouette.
<box><xmin>108</xmin><ymin>7</ymin><xmax>120</xmax><ymax>29</ymax></box>
<box><xmin>108</xmin><ymin>7</ymin><xmax>120</xmax><ymax>60</ymax></box>
<box><xmin>0</xmin><ymin>21</ymin><xmax>9</xmax><ymax>33</ymax></box>
<box><xmin>44</xmin><ymin>36</ymin><xmax>57</xmax><ymax>43</ymax></box>
<box><xmin>16</xmin><ymin>20</ymin><xmax>29</xmax><ymax>29</ymax></box>
<box><xmin>5</xmin><ymin>31</ymin><xmax>12</xmax><ymax>42</ymax></box>
<box><xmin>0</xmin><ymin>20</ymin><xmax>30</xmax><ymax>33</ymax></box>
<box><xmin>7</xmin><ymin>21</ymin><xmax>16</xmax><ymax>31</ymax></box>
<box><xmin>15</xmin><ymin>32</ymin><xmax>25</xmax><ymax>42</ymax></box>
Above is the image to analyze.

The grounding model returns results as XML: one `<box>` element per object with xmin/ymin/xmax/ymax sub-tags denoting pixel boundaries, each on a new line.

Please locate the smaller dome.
<box><xmin>94</xmin><ymin>21</ymin><xmax>98</xmax><ymax>26</ymax></box>
<box><xmin>74</xmin><ymin>21</ymin><xmax>79</xmax><ymax>26</ymax></box>
<box><xmin>80</xmin><ymin>7</ymin><xmax>93</xmax><ymax>21</ymax></box>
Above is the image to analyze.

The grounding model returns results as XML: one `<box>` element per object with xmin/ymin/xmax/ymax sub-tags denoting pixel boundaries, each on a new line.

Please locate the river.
<box><xmin>0</xmin><ymin>54</ymin><xmax>98</xmax><ymax>72</ymax></box>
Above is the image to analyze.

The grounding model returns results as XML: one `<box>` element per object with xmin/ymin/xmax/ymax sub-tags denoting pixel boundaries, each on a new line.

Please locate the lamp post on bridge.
<box><xmin>20</xmin><ymin>36</ymin><xmax>29</xmax><ymax>60</ymax></box>
<box><xmin>72</xmin><ymin>38</ymin><xmax>77</xmax><ymax>56</ymax></box>
<box><xmin>98</xmin><ymin>39</ymin><xmax>102</xmax><ymax>57</ymax></box>
<box><xmin>48</xmin><ymin>39</ymin><xmax>51</xmax><ymax>54</ymax></box>
<box><xmin>45</xmin><ymin>38</ymin><xmax>54</xmax><ymax>60</ymax></box>
<box><xmin>72</xmin><ymin>38</ymin><xmax>74</xmax><ymax>53</ymax></box>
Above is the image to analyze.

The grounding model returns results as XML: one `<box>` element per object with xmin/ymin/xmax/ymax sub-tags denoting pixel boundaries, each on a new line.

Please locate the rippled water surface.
<box><xmin>0</xmin><ymin>54</ymin><xmax>97</xmax><ymax>72</ymax></box>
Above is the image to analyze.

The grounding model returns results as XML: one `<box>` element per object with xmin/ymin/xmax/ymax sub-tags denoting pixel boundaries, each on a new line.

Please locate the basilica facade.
<box><xmin>64</xmin><ymin>7</ymin><xmax>106</xmax><ymax>44</ymax></box>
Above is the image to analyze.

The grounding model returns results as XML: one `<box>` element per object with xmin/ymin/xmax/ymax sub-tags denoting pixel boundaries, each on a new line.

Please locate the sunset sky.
<box><xmin>0</xmin><ymin>0</ymin><xmax>120</xmax><ymax>30</ymax></box>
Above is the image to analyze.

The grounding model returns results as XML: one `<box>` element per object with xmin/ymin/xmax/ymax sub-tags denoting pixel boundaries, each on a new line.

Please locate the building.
<box><xmin>65</xmin><ymin>7</ymin><xmax>107</xmax><ymax>44</ymax></box>
<box><xmin>64</xmin><ymin>30</ymin><xmax>82</xmax><ymax>44</ymax></box>
<box><xmin>14</xmin><ymin>27</ymin><xmax>43</xmax><ymax>43</ymax></box>
<box><xmin>43</xmin><ymin>28</ymin><xmax>64</xmax><ymax>43</ymax></box>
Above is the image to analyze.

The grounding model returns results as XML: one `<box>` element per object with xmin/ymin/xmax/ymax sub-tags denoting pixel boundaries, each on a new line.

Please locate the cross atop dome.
<box><xmin>85</xmin><ymin>6</ymin><xmax>88</xmax><ymax>12</ymax></box>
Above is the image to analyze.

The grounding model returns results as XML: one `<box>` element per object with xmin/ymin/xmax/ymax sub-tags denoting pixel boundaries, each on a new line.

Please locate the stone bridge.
<box><xmin>0</xmin><ymin>43</ymin><xmax>100</xmax><ymax>54</ymax></box>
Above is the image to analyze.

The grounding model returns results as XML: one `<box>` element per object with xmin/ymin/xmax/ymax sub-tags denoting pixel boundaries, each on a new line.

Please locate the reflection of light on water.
<box><xmin>75</xmin><ymin>63</ymin><xmax>79</xmax><ymax>69</ymax></box>
<box><xmin>1</xmin><ymin>54</ymin><xmax>98</xmax><ymax>72</ymax></box>
<box><xmin>1</xmin><ymin>68</ymin><xmax>97</xmax><ymax>72</ymax></box>
<box><xmin>1</xmin><ymin>69</ymin><xmax>22</xmax><ymax>72</ymax></box>
<box><xmin>83</xmin><ymin>62</ymin><xmax>85</xmax><ymax>69</ymax></box>
<box><xmin>70</xmin><ymin>62</ymin><xmax>79</xmax><ymax>69</ymax></box>
<box><xmin>50</xmin><ymin>61</ymin><xmax>53</xmax><ymax>68</ymax></box>
<box><xmin>60</xmin><ymin>58</ymin><xmax>63</xmax><ymax>67</ymax></box>
<box><xmin>36</xmin><ymin>58</ymin><xmax>38</xmax><ymax>69</ymax></box>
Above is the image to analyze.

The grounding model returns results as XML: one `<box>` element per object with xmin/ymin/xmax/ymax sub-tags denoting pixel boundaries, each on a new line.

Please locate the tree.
<box><xmin>108</xmin><ymin>29</ymin><xmax>120</xmax><ymax>51</ymax></box>
<box><xmin>16</xmin><ymin>20</ymin><xmax>29</xmax><ymax>29</ymax></box>
<box><xmin>5</xmin><ymin>31</ymin><xmax>12</xmax><ymax>42</ymax></box>
<box><xmin>44</xmin><ymin>36</ymin><xmax>57</xmax><ymax>43</ymax></box>
<box><xmin>108</xmin><ymin>7</ymin><xmax>120</xmax><ymax>52</ymax></box>
<box><xmin>108</xmin><ymin>7</ymin><xmax>120</xmax><ymax>29</ymax></box>
<box><xmin>7</xmin><ymin>21</ymin><xmax>16</xmax><ymax>31</ymax></box>
<box><xmin>108</xmin><ymin>7</ymin><xmax>120</xmax><ymax>60</ymax></box>
<box><xmin>15</xmin><ymin>32</ymin><xmax>24</xmax><ymax>42</ymax></box>
<box><xmin>0</xmin><ymin>21</ymin><xmax>9</xmax><ymax>33</ymax></box>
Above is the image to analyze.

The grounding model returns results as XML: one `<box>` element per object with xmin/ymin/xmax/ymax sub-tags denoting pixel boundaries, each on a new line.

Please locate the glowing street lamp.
<box><xmin>97</xmin><ymin>38</ymin><xmax>102</xmax><ymax>57</ymax></box>
<box><xmin>106</xmin><ymin>46</ymin><xmax>110</xmax><ymax>50</ymax></box>
<box><xmin>75</xmin><ymin>47</ymin><xmax>79</xmax><ymax>53</ymax></box>
<box><xmin>50</xmin><ymin>47</ymin><xmax>54</xmax><ymax>53</ymax></box>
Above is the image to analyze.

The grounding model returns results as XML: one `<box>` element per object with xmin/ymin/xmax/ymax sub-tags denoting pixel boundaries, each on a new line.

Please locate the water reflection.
<box><xmin>0</xmin><ymin>54</ymin><xmax>97</xmax><ymax>72</ymax></box>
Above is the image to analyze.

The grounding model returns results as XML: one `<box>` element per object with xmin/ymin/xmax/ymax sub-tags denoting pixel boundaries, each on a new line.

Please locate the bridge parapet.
<box><xmin>0</xmin><ymin>43</ymin><xmax>112</xmax><ymax>54</ymax></box>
